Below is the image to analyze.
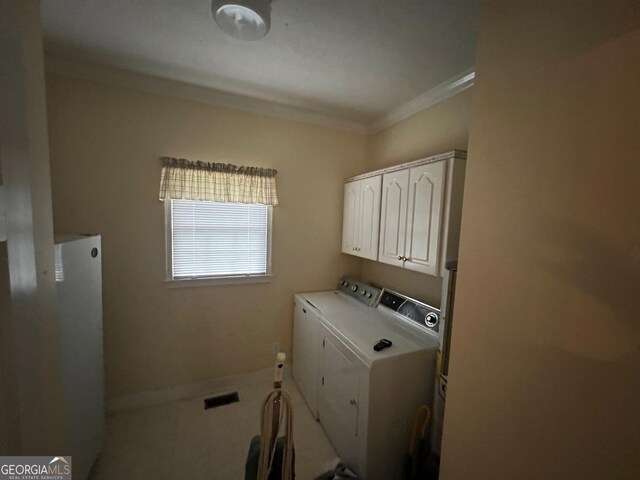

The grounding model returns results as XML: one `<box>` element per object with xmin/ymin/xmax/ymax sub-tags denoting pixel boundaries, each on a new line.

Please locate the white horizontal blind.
<box><xmin>171</xmin><ymin>200</ymin><xmax>269</xmax><ymax>278</ymax></box>
<box><xmin>54</xmin><ymin>244</ymin><xmax>64</xmax><ymax>282</ymax></box>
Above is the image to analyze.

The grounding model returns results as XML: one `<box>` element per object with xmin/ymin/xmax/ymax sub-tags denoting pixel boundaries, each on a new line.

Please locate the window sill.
<box><xmin>163</xmin><ymin>274</ymin><xmax>273</xmax><ymax>288</ymax></box>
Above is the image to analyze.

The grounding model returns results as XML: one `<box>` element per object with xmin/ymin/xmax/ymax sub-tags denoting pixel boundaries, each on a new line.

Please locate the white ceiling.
<box><xmin>41</xmin><ymin>0</ymin><xmax>478</xmax><ymax>128</ymax></box>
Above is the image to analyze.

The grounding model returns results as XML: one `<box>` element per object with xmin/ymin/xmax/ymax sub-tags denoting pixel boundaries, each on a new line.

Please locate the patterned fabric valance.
<box><xmin>159</xmin><ymin>157</ymin><xmax>278</xmax><ymax>206</ymax></box>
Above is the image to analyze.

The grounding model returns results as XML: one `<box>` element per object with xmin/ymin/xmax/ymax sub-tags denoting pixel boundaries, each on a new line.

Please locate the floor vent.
<box><xmin>204</xmin><ymin>392</ymin><xmax>239</xmax><ymax>410</ymax></box>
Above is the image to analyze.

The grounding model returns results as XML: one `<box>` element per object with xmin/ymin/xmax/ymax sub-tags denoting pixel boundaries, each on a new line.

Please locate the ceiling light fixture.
<box><xmin>211</xmin><ymin>0</ymin><xmax>271</xmax><ymax>41</ymax></box>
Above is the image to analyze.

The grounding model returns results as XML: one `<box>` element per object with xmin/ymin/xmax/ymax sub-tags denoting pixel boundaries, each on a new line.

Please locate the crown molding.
<box><xmin>45</xmin><ymin>54</ymin><xmax>370</xmax><ymax>135</ymax></box>
<box><xmin>45</xmin><ymin>54</ymin><xmax>474</xmax><ymax>136</ymax></box>
<box><xmin>368</xmin><ymin>69</ymin><xmax>475</xmax><ymax>133</ymax></box>
<box><xmin>345</xmin><ymin>149</ymin><xmax>467</xmax><ymax>183</ymax></box>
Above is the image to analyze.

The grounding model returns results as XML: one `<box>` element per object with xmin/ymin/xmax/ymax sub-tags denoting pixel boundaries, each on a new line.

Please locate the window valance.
<box><xmin>159</xmin><ymin>157</ymin><xmax>278</xmax><ymax>206</ymax></box>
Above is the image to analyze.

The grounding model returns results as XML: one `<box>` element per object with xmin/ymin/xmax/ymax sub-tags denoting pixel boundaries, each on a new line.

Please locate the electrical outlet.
<box><xmin>272</xmin><ymin>341</ymin><xmax>280</xmax><ymax>354</ymax></box>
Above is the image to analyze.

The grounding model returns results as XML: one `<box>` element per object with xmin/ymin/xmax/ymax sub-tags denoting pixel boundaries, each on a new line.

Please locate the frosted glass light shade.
<box><xmin>212</xmin><ymin>1</ymin><xmax>271</xmax><ymax>41</ymax></box>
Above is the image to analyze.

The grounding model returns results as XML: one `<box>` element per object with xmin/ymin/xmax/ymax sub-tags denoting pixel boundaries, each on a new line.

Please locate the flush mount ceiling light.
<box><xmin>212</xmin><ymin>0</ymin><xmax>271</xmax><ymax>41</ymax></box>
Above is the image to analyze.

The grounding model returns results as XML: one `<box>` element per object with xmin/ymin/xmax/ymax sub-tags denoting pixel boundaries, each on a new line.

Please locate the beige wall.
<box><xmin>440</xmin><ymin>3</ymin><xmax>640</xmax><ymax>479</ymax></box>
<box><xmin>0</xmin><ymin>1</ymin><xmax>66</xmax><ymax>454</ymax></box>
<box><xmin>46</xmin><ymin>74</ymin><xmax>367</xmax><ymax>399</ymax></box>
<box><xmin>361</xmin><ymin>88</ymin><xmax>473</xmax><ymax>306</ymax></box>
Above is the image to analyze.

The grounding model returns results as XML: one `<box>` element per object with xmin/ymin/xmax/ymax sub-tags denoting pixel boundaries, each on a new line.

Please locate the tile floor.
<box><xmin>90</xmin><ymin>378</ymin><xmax>338</xmax><ymax>480</ymax></box>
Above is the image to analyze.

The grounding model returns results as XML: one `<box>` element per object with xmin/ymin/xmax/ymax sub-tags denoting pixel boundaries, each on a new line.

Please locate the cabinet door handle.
<box><xmin>350</xmin><ymin>399</ymin><xmax>357</xmax><ymax>406</ymax></box>
<box><xmin>397</xmin><ymin>255</ymin><xmax>403</xmax><ymax>260</ymax></box>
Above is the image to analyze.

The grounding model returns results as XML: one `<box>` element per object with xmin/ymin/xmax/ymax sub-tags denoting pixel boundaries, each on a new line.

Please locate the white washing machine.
<box><xmin>293</xmin><ymin>277</ymin><xmax>440</xmax><ymax>480</ymax></box>
<box><xmin>292</xmin><ymin>278</ymin><xmax>380</xmax><ymax>419</ymax></box>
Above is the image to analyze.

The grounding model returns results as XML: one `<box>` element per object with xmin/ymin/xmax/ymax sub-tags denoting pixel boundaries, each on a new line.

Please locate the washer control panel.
<box><xmin>337</xmin><ymin>276</ymin><xmax>381</xmax><ymax>307</ymax></box>
<box><xmin>379</xmin><ymin>288</ymin><xmax>440</xmax><ymax>337</ymax></box>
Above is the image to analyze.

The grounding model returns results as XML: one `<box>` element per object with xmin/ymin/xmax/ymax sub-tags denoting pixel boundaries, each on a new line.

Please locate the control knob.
<box><xmin>351</xmin><ymin>285</ymin><xmax>358</xmax><ymax>292</ymax></box>
<box><xmin>425</xmin><ymin>312</ymin><xmax>439</xmax><ymax>327</ymax></box>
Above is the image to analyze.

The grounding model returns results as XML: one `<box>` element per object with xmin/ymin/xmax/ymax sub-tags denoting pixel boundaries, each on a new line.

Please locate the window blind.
<box><xmin>171</xmin><ymin>199</ymin><xmax>269</xmax><ymax>278</ymax></box>
<box><xmin>54</xmin><ymin>244</ymin><xmax>64</xmax><ymax>282</ymax></box>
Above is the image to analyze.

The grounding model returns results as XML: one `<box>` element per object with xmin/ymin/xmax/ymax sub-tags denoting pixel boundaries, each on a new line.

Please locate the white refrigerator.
<box><xmin>55</xmin><ymin>235</ymin><xmax>104</xmax><ymax>480</ymax></box>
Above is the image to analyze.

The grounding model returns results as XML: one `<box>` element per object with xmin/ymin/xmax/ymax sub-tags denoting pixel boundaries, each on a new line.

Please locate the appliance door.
<box><xmin>292</xmin><ymin>295</ymin><xmax>322</xmax><ymax>418</ymax></box>
<box><xmin>318</xmin><ymin>324</ymin><xmax>366</xmax><ymax>475</ymax></box>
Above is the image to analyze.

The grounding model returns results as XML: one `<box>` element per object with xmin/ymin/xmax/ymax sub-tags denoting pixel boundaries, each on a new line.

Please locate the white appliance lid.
<box><xmin>296</xmin><ymin>291</ymin><xmax>364</xmax><ymax>315</ymax></box>
<box><xmin>321</xmin><ymin>308</ymin><xmax>438</xmax><ymax>365</ymax></box>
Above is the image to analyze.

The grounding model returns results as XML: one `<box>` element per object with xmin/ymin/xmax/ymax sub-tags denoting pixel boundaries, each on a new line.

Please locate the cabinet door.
<box><xmin>357</xmin><ymin>176</ymin><xmax>381</xmax><ymax>261</ymax></box>
<box><xmin>378</xmin><ymin>169</ymin><xmax>409</xmax><ymax>267</ymax></box>
<box><xmin>292</xmin><ymin>299</ymin><xmax>321</xmax><ymax>418</ymax></box>
<box><xmin>318</xmin><ymin>329</ymin><xmax>361</xmax><ymax>460</ymax></box>
<box><xmin>342</xmin><ymin>181</ymin><xmax>361</xmax><ymax>255</ymax></box>
<box><xmin>404</xmin><ymin>161</ymin><xmax>445</xmax><ymax>275</ymax></box>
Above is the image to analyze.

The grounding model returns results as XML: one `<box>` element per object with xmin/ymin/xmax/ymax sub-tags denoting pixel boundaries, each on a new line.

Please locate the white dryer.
<box><xmin>292</xmin><ymin>278</ymin><xmax>440</xmax><ymax>480</ymax></box>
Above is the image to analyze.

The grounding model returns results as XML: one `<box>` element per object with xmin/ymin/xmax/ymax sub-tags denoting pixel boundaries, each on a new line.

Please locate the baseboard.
<box><xmin>107</xmin><ymin>366</ymin><xmax>291</xmax><ymax>414</ymax></box>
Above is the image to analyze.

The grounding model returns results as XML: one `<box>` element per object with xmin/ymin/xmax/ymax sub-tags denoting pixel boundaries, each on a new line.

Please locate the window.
<box><xmin>166</xmin><ymin>199</ymin><xmax>272</xmax><ymax>283</ymax></box>
<box><xmin>159</xmin><ymin>157</ymin><xmax>277</xmax><ymax>284</ymax></box>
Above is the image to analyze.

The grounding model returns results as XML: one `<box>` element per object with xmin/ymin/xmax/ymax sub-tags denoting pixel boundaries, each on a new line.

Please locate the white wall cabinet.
<box><xmin>341</xmin><ymin>175</ymin><xmax>381</xmax><ymax>261</ymax></box>
<box><xmin>378</xmin><ymin>168</ymin><xmax>410</xmax><ymax>268</ymax></box>
<box><xmin>345</xmin><ymin>150</ymin><xmax>466</xmax><ymax>276</ymax></box>
<box><xmin>404</xmin><ymin>161</ymin><xmax>445</xmax><ymax>274</ymax></box>
<box><xmin>379</xmin><ymin>161</ymin><xmax>446</xmax><ymax>275</ymax></box>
